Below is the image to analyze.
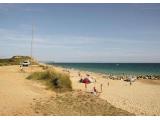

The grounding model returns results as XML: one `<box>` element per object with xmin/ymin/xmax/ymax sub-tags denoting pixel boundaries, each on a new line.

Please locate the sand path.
<box><xmin>0</xmin><ymin>65</ymin><xmax>53</xmax><ymax>115</ymax></box>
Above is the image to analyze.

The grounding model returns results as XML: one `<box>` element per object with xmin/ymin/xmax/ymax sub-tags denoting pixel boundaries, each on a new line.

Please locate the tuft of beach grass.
<box><xmin>26</xmin><ymin>69</ymin><xmax>72</xmax><ymax>92</ymax></box>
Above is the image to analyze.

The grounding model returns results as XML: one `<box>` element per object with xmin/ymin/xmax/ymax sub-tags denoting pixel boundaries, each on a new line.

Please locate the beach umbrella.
<box><xmin>82</xmin><ymin>78</ymin><xmax>91</xmax><ymax>84</ymax></box>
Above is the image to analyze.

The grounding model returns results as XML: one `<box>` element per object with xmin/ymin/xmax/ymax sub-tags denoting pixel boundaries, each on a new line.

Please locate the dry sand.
<box><xmin>33</xmin><ymin>91</ymin><xmax>133</xmax><ymax>116</ymax></box>
<box><xmin>0</xmin><ymin>65</ymin><xmax>54</xmax><ymax>115</ymax></box>
<box><xmin>53</xmin><ymin>66</ymin><xmax>160</xmax><ymax>116</ymax></box>
<box><xmin>0</xmin><ymin>65</ymin><xmax>131</xmax><ymax>116</ymax></box>
<box><xmin>0</xmin><ymin>65</ymin><xmax>160</xmax><ymax>115</ymax></box>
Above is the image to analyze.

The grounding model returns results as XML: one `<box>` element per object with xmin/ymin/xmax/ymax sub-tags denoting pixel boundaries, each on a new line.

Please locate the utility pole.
<box><xmin>30</xmin><ymin>23</ymin><xmax>34</xmax><ymax>71</ymax></box>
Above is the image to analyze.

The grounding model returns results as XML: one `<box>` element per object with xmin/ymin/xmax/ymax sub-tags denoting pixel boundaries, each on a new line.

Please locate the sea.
<box><xmin>46</xmin><ymin>63</ymin><xmax>160</xmax><ymax>75</ymax></box>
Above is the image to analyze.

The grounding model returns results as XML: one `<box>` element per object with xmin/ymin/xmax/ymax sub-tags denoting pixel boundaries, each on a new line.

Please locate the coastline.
<box><xmin>0</xmin><ymin>62</ymin><xmax>160</xmax><ymax>115</ymax></box>
<box><xmin>0</xmin><ymin>65</ymin><xmax>132</xmax><ymax>115</ymax></box>
<box><xmin>48</xmin><ymin>63</ymin><xmax>160</xmax><ymax>80</ymax></box>
<box><xmin>49</xmin><ymin>63</ymin><xmax>160</xmax><ymax>76</ymax></box>
<box><xmin>47</xmin><ymin>63</ymin><xmax>160</xmax><ymax>115</ymax></box>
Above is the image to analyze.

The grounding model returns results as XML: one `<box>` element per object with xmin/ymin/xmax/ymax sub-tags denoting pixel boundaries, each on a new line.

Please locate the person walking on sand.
<box><xmin>20</xmin><ymin>65</ymin><xmax>23</xmax><ymax>72</ymax></box>
<box><xmin>130</xmin><ymin>80</ymin><xmax>132</xmax><ymax>86</ymax></box>
<box><xmin>93</xmin><ymin>86</ymin><xmax>97</xmax><ymax>96</ymax></box>
<box><xmin>108</xmin><ymin>81</ymin><xmax>110</xmax><ymax>86</ymax></box>
<box><xmin>100</xmin><ymin>84</ymin><xmax>103</xmax><ymax>92</ymax></box>
<box><xmin>78</xmin><ymin>72</ymin><xmax>81</xmax><ymax>77</ymax></box>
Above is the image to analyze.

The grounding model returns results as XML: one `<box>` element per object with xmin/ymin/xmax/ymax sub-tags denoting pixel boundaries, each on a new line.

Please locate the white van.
<box><xmin>22</xmin><ymin>61</ymin><xmax>30</xmax><ymax>67</ymax></box>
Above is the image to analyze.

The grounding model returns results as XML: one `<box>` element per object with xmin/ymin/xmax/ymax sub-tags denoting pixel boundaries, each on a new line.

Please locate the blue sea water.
<box><xmin>47</xmin><ymin>63</ymin><xmax>160</xmax><ymax>75</ymax></box>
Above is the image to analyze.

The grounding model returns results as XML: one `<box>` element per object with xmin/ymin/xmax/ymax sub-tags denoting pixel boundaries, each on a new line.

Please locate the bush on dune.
<box><xmin>26</xmin><ymin>69</ymin><xmax>72</xmax><ymax>92</ymax></box>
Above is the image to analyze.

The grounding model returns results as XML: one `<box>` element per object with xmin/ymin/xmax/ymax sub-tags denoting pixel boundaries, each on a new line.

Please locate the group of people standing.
<box><xmin>78</xmin><ymin>72</ymin><xmax>103</xmax><ymax>96</ymax></box>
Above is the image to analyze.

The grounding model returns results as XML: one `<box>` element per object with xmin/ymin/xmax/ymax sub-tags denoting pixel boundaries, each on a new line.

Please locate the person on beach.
<box><xmin>86</xmin><ymin>74</ymin><xmax>95</xmax><ymax>83</ymax></box>
<box><xmin>93</xmin><ymin>86</ymin><xmax>97</xmax><ymax>96</ymax></box>
<box><xmin>108</xmin><ymin>82</ymin><xmax>110</xmax><ymax>86</ymax></box>
<box><xmin>20</xmin><ymin>65</ymin><xmax>23</xmax><ymax>72</ymax></box>
<box><xmin>78</xmin><ymin>72</ymin><xmax>83</xmax><ymax>80</ymax></box>
<box><xmin>78</xmin><ymin>72</ymin><xmax>81</xmax><ymax>77</ymax></box>
<box><xmin>100</xmin><ymin>84</ymin><xmax>103</xmax><ymax>92</ymax></box>
<box><xmin>93</xmin><ymin>77</ymin><xmax>96</xmax><ymax>82</ymax></box>
<box><xmin>86</xmin><ymin>74</ymin><xmax>90</xmax><ymax>77</ymax></box>
<box><xmin>130</xmin><ymin>80</ymin><xmax>132</xmax><ymax>86</ymax></box>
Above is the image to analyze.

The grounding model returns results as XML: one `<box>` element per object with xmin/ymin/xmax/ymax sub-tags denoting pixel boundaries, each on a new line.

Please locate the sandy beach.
<box><xmin>0</xmin><ymin>65</ymin><xmax>160</xmax><ymax>115</ymax></box>
<box><xmin>1</xmin><ymin>3</ymin><xmax>160</xmax><ymax>117</ymax></box>
<box><xmin>0</xmin><ymin>65</ymin><xmax>54</xmax><ymax>115</ymax></box>
<box><xmin>54</xmin><ymin>66</ymin><xmax>160</xmax><ymax>115</ymax></box>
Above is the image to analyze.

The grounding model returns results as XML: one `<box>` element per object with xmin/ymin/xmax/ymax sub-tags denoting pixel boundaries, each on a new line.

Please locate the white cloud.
<box><xmin>0</xmin><ymin>27</ymin><xmax>160</xmax><ymax>62</ymax></box>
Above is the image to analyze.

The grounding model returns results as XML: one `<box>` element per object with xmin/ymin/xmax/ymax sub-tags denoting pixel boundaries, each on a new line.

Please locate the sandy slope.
<box><xmin>0</xmin><ymin>65</ymin><xmax>54</xmax><ymax>115</ymax></box>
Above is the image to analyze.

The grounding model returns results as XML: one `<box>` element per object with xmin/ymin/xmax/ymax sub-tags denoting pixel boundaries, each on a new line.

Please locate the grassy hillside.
<box><xmin>0</xmin><ymin>56</ymin><xmax>38</xmax><ymax>66</ymax></box>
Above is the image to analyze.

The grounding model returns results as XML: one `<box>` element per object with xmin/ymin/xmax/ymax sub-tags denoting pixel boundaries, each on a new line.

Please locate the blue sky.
<box><xmin>0</xmin><ymin>3</ymin><xmax>160</xmax><ymax>62</ymax></box>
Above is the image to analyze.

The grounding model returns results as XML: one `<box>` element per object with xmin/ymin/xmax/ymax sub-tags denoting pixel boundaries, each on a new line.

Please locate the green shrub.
<box><xmin>26</xmin><ymin>70</ymin><xmax>72</xmax><ymax>92</ymax></box>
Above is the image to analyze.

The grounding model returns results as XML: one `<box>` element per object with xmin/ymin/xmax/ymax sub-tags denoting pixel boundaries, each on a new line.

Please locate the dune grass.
<box><xmin>26</xmin><ymin>69</ymin><xmax>72</xmax><ymax>92</ymax></box>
